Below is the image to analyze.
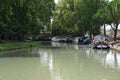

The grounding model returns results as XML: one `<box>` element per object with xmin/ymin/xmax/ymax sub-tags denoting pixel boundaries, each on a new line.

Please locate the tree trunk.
<box><xmin>19</xmin><ymin>33</ymin><xmax>25</xmax><ymax>41</ymax></box>
<box><xmin>89</xmin><ymin>29</ymin><xmax>92</xmax><ymax>40</ymax></box>
<box><xmin>103</xmin><ymin>24</ymin><xmax>106</xmax><ymax>36</ymax></box>
<box><xmin>3</xmin><ymin>32</ymin><xmax>9</xmax><ymax>41</ymax></box>
<box><xmin>114</xmin><ymin>23</ymin><xmax>118</xmax><ymax>41</ymax></box>
<box><xmin>0</xmin><ymin>31</ymin><xmax>1</xmax><ymax>40</ymax></box>
<box><xmin>0</xmin><ymin>31</ymin><xmax>4</xmax><ymax>40</ymax></box>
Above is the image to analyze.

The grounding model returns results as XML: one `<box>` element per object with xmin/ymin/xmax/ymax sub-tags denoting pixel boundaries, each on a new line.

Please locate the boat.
<box><xmin>73</xmin><ymin>37</ymin><xmax>91</xmax><ymax>45</ymax></box>
<box><xmin>92</xmin><ymin>36</ymin><xmax>109</xmax><ymax>49</ymax></box>
<box><xmin>51</xmin><ymin>36</ymin><xmax>67</xmax><ymax>42</ymax></box>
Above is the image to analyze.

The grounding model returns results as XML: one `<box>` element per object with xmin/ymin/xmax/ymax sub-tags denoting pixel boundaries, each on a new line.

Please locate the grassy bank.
<box><xmin>0</xmin><ymin>41</ymin><xmax>40</xmax><ymax>51</ymax></box>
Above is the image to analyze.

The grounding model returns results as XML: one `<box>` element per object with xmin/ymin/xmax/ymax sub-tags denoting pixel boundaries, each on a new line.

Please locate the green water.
<box><xmin>0</xmin><ymin>42</ymin><xmax>120</xmax><ymax>80</ymax></box>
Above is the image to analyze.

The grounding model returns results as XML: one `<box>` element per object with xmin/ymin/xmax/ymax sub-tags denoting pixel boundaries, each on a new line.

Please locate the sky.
<box><xmin>109</xmin><ymin>0</ymin><xmax>113</xmax><ymax>2</ymax></box>
<box><xmin>54</xmin><ymin>0</ymin><xmax>113</xmax><ymax>4</ymax></box>
<box><xmin>54</xmin><ymin>0</ymin><xmax>60</xmax><ymax>4</ymax></box>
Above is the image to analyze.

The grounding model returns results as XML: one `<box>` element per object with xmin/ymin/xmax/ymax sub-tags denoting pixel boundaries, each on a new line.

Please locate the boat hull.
<box><xmin>93</xmin><ymin>44</ymin><xmax>109</xmax><ymax>49</ymax></box>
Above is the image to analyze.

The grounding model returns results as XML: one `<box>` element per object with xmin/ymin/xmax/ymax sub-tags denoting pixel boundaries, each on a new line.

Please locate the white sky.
<box><xmin>106</xmin><ymin>24</ymin><xmax>120</xmax><ymax>30</ymax></box>
<box><xmin>108</xmin><ymin>0</ymin><xmax>113</xmax><ymax>2</ymax></box>
<box><xmin>54</xmin><ymin>0</ymin><xmax>113</xmax><ymax>4</ymax></box>
<box><xmin>54</xmin><ymin>0</ymin><xmax>59</xmax><ymax>4</ymax></box>
<box><xmin>54</xmin><ymin>0</ymin><xmax>112</xmax><ymax>4</ymax></box>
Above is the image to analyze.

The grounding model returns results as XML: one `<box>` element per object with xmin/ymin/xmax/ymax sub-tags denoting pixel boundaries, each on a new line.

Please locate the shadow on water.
<box><xmin>0</xmin><ymin>47</ymin><xmax>40</xmax><ymax>57</ymax></box>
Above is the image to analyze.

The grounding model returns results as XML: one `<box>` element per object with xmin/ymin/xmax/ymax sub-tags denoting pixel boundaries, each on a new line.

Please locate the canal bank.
<box><xmin>0</xmin><ymin>41</ymin><xmax>41</xmax><ymax>51</ymax></box>
<box><xmin>109</xmin><ymin>41</ymin><xmax>120</xmax><ymax>51</ymax></box>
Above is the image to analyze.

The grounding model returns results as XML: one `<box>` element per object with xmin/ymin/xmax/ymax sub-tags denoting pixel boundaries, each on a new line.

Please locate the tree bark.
<box><xmin>0</xmin><ymin>31</ymin><xmax>1</xmax><ymax>40</ymax></box>
<box><xmin>114</xmin><ymin>23</ymin><xmax>118</xmax><ymax>41</ymax></box>
<box><xmin>103</xmin><ymin>24</ymin><xmax>106</xmax><ymax>36</ymax></box>
<box><xmin>89</xmin><ymin>29</ymin><xmax>92</xmax><ymax>40</ymax></box>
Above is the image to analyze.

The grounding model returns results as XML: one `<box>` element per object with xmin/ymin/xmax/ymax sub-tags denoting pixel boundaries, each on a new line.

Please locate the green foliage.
<box><xmin>52</xmin><ymin>0</ymin><xmax>119</xmax><ymax>40</ymax></box>
<box><xmin>106</xmin><ymin>0</ymin><xmax>120</xmax><ymax>41</ymax></box>
<box><xmin>51</xmin><ymin>0</ymin><xmax>78</xmax><ymax>36</ymax></box>
<box><xmin>1</xmin><ymin>0</ymin><xmax>119</xmax><ymax>41</ymax></box>
<box><xmin>0</xmin><ymin>0</ymin><xmax>55</xmax><ymax>40</ymax></box>
<box><xmin>52</xmin><ymin>0</ymin><xmax>106</xmax><ymax>36</ymax></box>
<box><xmin>107</xmin><ymin>0</ymin><xmax>120</xmax><ymax>23</ymax></box>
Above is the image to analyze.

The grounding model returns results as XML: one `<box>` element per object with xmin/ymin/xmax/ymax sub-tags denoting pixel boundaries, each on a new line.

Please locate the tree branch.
<box><xmin>110</xmin><ymin>24</ymin><xmax>115</xmax><ymax>31</ymax></box>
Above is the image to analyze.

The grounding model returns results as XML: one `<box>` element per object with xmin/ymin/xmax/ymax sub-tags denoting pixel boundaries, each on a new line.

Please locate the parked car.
<box><xmin>92</xmin><ymin>36</ymin><xmax>109</xmax><ymax>49</ymax></box>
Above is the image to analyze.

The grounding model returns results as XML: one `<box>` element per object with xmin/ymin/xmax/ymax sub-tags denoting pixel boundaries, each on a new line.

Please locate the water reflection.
<box><xmin>39</xmin><ymin>51</ymin><xmax>51</xmax><ymax>67</ymax></box>
<box><xmin>85</xmin><ymin>48</ymin><xmax>120</xmax><ymax>70</ymax></box>
<box><xmin>37</xmin><ymin>42</ymin><xmax>120</xmax><ymax>80</ymax></box>
<box><xmin>0</xmin><ymin>42</ymin><xmax>120</xmax><ymax>80</ymax></box>
<box><xmin>38</xmin><ymin>48</ymin><xmax>60</xmax><ymax>80</ymax></box>
<box><xmin>105</xmin><ymin>50</ymin><xmax>120</xmax><ymax>69</ymax></box>
<box><xmin>41</xmin><ymin>42</ymin><xmax>120</xmax><ymax>71</ymax></box>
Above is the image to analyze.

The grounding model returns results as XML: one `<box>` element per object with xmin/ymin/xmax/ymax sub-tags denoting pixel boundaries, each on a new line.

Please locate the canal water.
<box><xmin>0</xmin><ymin>42</ymin><xmax>120</xmax><ymax>80</ymax></box>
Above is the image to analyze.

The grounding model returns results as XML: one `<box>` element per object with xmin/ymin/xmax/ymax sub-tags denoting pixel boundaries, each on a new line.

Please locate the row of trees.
<box><xmin>0</xmin><ymin>0</ymin><xmax>55</xmax><ymax>41</ymax></box>
<box><xmin>0</xmin><ymin>0</ymin><xmax>119</xmax><ymax>41</ymax></box>
<box><xmin>52</xmin><ymin>0</ymin><xmax>120</xmax><ymax>41</ymax></box>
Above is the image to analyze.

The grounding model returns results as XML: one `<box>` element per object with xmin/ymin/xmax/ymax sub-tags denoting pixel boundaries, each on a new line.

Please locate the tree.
<box><xmin>0</xmin><ymin>0</ymin><xmax>55</xmax><ymax>41</ymax></box>
<box><xmin>74</xmin><ymin>0</ymin><xmax>106</xmax><ymax>37</ymax></box>
<box><xmin>52</xmin><ymin>0</ymin><xmax>119</xmax><ymax>40</ymax></box>
<box><xmin>0</xmin><ymin>0</ymin><xmax>12</xmax><ymax>40</ymax></box>
<box><xmin>107</xmin><ymin>0</ymin><xmax>120</xmax><ymax>41</ymax></box>
<box><xmin>93</xmin><ymin>1</ymin><xmax>110</xmax><ymax>36</ymax></box>
<box><xmin>52</xmin><ymin>0</ymin><xmax>77</xmax><ymax>36</ymax></box>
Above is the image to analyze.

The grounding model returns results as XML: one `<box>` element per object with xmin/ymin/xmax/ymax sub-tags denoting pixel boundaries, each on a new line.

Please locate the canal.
<box><xmin>0</xmin><ymin>42</ymin><xmax>120</xmax><ymax>80</ymax></box>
